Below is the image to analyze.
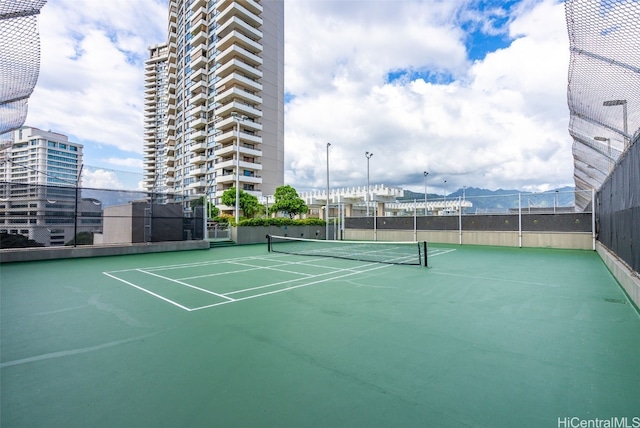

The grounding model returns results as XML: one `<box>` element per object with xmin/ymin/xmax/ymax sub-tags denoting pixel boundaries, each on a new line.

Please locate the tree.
<box><xmin>221</xmin><ymin>187</ymin><xmax>260</xmax><ymax>219</ymax></box>
<box><xmin>65</xmin><ymin>231</ymin><xmax>94</xmax><ymax>246</ymax></box>
<box><xmin>271</xmin><ymin>185</ymin><xmax>308</xmax><ymax>219</ymax></box>
<box><xmin>0</xmin><ymin>232</ymin><xmax>45</xmax><ymax>249</ymax></box>
<box><xmin>190</xmin><ymin>196</ymin><xmax>219</xmax><ymax>218</ymax></box>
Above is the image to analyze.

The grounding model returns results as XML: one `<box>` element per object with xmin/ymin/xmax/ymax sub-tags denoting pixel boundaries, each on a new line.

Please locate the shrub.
<box><xmin>237</xmin><ymin>217</ymin><xmax>325</xmax><ymax>227</ymax></box>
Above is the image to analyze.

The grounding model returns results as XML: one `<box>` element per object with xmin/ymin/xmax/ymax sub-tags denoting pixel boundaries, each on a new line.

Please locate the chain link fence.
<box><xmin>566</xmin><ymin>0</ymin><xmax>639</xmax><ymax>211</ymax></box>
<box><xmin>0</xmin><ymin>181</ymin><xmax>205</xmax><ymax>248</ymax></box>
<box><xmin>347</xmin><ymin>189</ymin><xmax>593</xmax><ymax>233</ymax></box>
<box><xmin>0</xmin><ymin>0</ymin><xmax>47</xmax><ymax>134</ymax></box>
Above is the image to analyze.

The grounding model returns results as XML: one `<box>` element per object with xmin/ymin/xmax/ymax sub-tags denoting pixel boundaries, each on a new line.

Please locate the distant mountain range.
<box><xmin>399</xmin><ymin>186</ymin><xmax>576</xmax><ymax>211</ymax></box>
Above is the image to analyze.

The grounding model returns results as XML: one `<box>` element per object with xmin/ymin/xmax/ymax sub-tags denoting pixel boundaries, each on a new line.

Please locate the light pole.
<box><xmin>326</xmin><ymin>142</ymin><xmax>331</xmax><ymax>239</ymax></box>
<box><xmin>365</xmin><ymin>151</ymin><xmax>373</xmax><ymax>216</ymax></box>
<box><xmin>594</xmin><ymin>136</ymin><xmax>612</xmax><ymax>173</ymax></box>
<box><xmin>232</xmin><ymin>113</ymin><xmax>247</xmax><ymax>224</ymax></box>
<box><xmin>603</xmin><ymin>99</ymin><xmax>628</xmax><ymax>149</ymax></box>
<box><xmin>423</xmin><ymin>171</ymin><xmax>428</xmax><ymax>215</ymax></box>
<box><xmin>443</xmin><ymin>179</ymin><xmax>447</xmax><ymax>211</ymax></box>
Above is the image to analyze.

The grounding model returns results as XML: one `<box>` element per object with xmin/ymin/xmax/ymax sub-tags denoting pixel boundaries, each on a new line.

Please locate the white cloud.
<box><xmin>82</xmin><ymin>169</ymin><xmax>125</xmax><ymax>190</ymax></box>
<box><xmin>102</xmin><ymin>157</ymin><xmax>144</xmax><ymax>169</ymax></box>
<box><xmin>284</xmin><ymin>0</ymin><xmax>573</xmax><ymax>194</ymax></box>
<box><xmin>26</xmin><ymin>0</ymin><xmax>167</xmax><ymax>155</ymax></box>
<box><xmin>24</xmin><ymin>0</ymin><xmax>574</xmax><ymax>196</ymax></box>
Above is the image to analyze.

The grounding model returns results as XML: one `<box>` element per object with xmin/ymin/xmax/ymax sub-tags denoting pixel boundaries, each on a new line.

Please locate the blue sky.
<box><xmin>25</xmin><ymin>0</ymin><xmax>573</xmax><ymax>194</ymax></box>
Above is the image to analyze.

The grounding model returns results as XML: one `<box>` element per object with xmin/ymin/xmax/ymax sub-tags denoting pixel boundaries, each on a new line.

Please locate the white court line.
<box><xmin>223</xmin><ymin>262</ymin><xmax>375</xmax><ymax>296</ymax></box>
<box><xmin>103</xmin><ymin>253</ymin><xmax>402</xmax><ymax>312</ymax></box>
<box><xmin>429</xmin><ymin>249</ymin><xmax>457</xmax><ymax>257</ymax></box>
<box><xmin>105</xmin><ymin>253</ymin><xmax>285</xmax><ymax>274</ymax></box>
<box><xmin>177</xmin><ymin>260</ymin><xmax>317</xmax><ymax>281</ymax></box>
<box><xmin>226</xmin><ymin>260</ymin><xmax>317</xmax><ymax>277</ymax></box>
<box><xmin>137</xmin><ymin>269</ymin><xmax>235</xmax><ymax>302</ymax></box>
<box><xmin>190</xmin><ymin>262</ymin><xmax>391</xmax><ymax>311</ymax></box>
<box><xmin>103</xmin><ymin>272</ymin><xmax>193</xmax><ymax>311</ymax></box>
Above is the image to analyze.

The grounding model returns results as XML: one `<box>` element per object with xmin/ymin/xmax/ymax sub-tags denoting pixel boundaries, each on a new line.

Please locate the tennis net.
<box><xmin>267</xmin><ymin>235</ymin><xmax>427</xmax><ymax>267</ymax></box>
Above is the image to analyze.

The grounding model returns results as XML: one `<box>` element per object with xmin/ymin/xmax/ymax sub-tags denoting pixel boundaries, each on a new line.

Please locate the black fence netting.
<box><xmin>0</xmin><ymin>182</ymin><xmax>204</xmax><ymax>248</ymax></box>
<box><xmin>566</xmin><ymin>0</ymin><xmax>640</xmax><ymax>210</ymax></box>
<box><xmin>596</xmin><ymin>137</ymin><xmax>640</xmax><ymax>273</ymax></box>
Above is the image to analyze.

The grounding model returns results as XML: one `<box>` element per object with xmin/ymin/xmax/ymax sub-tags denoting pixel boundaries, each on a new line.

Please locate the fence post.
<box><xmin>518</xmin><ymin>193</ymin><xmax>522</xmax><ymax>248</ymax></box>
<box><xmin>458</xmin><ymin>196</ymin><xmax>462</xmax><ymax>245</ymax></box>
<box><xmin>591</xmin><ymin>188</ymin><xmax>596</xmax><ymax>250</ymax></box>
<box><xmin>413</xmin><ymin>199</ymin><xmax>417</xmax><ymax>242</ymax></box>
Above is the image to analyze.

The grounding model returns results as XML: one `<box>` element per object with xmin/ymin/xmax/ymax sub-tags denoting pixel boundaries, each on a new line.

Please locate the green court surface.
<box><xmin>1</xmin><ymin>244</ymin><xmax>639</xmax><ymax>427</ymax></box>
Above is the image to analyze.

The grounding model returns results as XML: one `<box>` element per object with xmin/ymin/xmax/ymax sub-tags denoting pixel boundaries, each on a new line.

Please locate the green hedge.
<box><xmin>237</xmin><ymin>218</ymin><xmax>326</xmax><ymax>227</ymax></box>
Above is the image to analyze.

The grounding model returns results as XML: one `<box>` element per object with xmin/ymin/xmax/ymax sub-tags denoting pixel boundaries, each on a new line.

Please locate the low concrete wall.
<box><xmin>0</xmin><ymin>240</ymin><xmax>209</xmax><ymax>263</ymax></box>
<box><xmin>232</xmin><ymin>225</ymin><xmax>327</xmax><ymax>245</ymax></box>
<box><xmin>596</xmin><ymin>242</ymin><xmax>640</xmax><ymax>310</ymax></box>
<box><xmin>344</xmin><ymin>229</ymin><xmax>593</xmax><ymax>250</ymax></box>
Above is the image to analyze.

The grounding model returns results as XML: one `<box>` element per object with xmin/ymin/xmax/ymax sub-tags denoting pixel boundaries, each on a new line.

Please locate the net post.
<box><xmin>267</xmin><ymin>234</ymin><xmax>272</xmax><ymax>252</ymax></box>
<box><xmin>423</xmin><ymin>241</ymin><xmax>428</xmax><ymax>268</ymax></box>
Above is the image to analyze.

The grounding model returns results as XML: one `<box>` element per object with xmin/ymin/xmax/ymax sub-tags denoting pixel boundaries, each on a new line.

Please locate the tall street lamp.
<box><xmin>443</xmin><ymin>179</ymin><xmax>447</xmax><ymax>210</ymax></box>
<box><xmin>232</xmin><ymin>113</ymin><xmax>247</xmax><ymax>224</ymax></box>
<box><xmin>326</xmin><ymin>142</ymin><xmax>331</xmax><ymax>239</ymax></box>
<box><xmin>423</xmin><ymin>171</ymin><xmax>429</xmax><ymax>215</ymax></box>
<box><xmin>594</xmin><ymin>136</ymin><xmax>612</xmax><ymax>173</ymax></box>
<box><xmin>365</xmin><ymin>151</ymin><xmax>373</xmax><ymax>216</ymax></box>
<box><xmin>603</xmin><ymin>99</ymin><xmax>628</xmax><ymax>149</ymax></box>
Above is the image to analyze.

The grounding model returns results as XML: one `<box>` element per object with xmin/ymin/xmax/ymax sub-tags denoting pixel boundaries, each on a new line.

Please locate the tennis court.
<box><xmin>1</xmin><ymin>242</ymin><xmax>639</xmax><ymax>427</ymax></box>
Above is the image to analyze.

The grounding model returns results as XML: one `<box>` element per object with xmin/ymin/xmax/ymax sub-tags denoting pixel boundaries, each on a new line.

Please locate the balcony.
<box><xmin>191</xmin><ymin>6</ymin><xmax>207</xmax><ymax>26</ymax></box>
<box><xmin>190</xmin><ymin>141</ymin><xmax>208</xmax><ymax>153</ymax></box>
<box><xmin>215</xmin><ymin>58</ymin><xmax>262</xmax><ymax>80</ymax></box>
<box><xmin>215</xmin><ymin>142</ymin><xmax>262</xmax><ymax>158</ymax></box>
<box><xmin>215</xmin><ymin>29</ymin><xmax>262</xmax><ymax>54</ymax></box>
<box><xmin>214</xmin><ymin>157</ymin><xmax>262</xmax><ymax>173</ymax></box>
<box><xmin>214</xmin><ymin>85</ymin><xmax>261</xmax><ymax>106</ymax></box>
<box><xmin>189</xmin><ymin>166</ymin><xmax>207</xmax><ymax>178</ymax></box>
<box><xmin>191</xmin><ymin>155</ymin><xmax>207</xmax><ymax>165</ymax></box>
<box><xmin>215</xmin><ymin>71</ymin><xmax>262</xmax><ymax>93</ymax></box>
<box><xmin>217</xmin><ymin>44</ymin><xmax>262</xmax><ymax>68</ymax></box>
<box><xmin>191</xmin><ymin>0</ymin><xmax>206</xmax><ymax>12</ymax></box>
<box><xmin>190</xmin><ymin>116</ymin><xmax>207</xmax><ymax>130</ymax></box>
<box><xmin>190</xmin><ymin>53</ymin><xmax>207</xmax><ymax>71</ymax></box>
<box><xmin>192</xmin><ymin>130</ymin><xmax>207</xmax><ymax>141</ymax></box>
<box><xmin>216</xmin><ymin>128</ymin><xmax>262</xmax><ymax>147</ymax></box>
<box><xmin>215</xmin><ymin>100</ymin><xmax>262</xmax><ymax>119</ymax></box>
<box><xmin>190</xmin><ymin>77</ymin><xmax>207</xmax><ymax>93</ymax></box>
<box><xmin>189</xmin><ymin>180</ymin><xmax>206</xmax><ymax>191</ymax></box>
<box><xmin>191</xmin><ymin>91</ymin><xmax>207</xmax><ymax>105</ymax></box>
<box><xmin>216</xmin><ymin>2</ymin><xmax>262</xmax><ymax>29</ymax></box>
<box><xmin>216</xmin><ymin>16</ymin><xmax>262</xmax><ymax>41</ymax></box>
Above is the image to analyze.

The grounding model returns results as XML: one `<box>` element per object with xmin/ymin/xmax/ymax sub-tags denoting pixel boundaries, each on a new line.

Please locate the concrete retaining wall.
<box><xmin>344</xmin><ymin>229</ymin><xmax>593</xmax><ymax>250</ymax></box>
<box><xmin>0</xmin><ymin>240</ymin><xmax>209</xmax><ymax>263</ymax></box>
<box><xmin>232</xmin><ymin>225</ymin><xmax>327</xmax><ymax>245</ymax></box>
<box><xmin>596</xmin><ymin>242</ymin><xmax>640</xmax><ymax>310</ymax></box>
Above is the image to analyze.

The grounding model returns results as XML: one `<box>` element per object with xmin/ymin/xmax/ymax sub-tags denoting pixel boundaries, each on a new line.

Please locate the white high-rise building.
<box><xmin>144</xmin><ymin>0</ymin><xmax>284</xmax><ymax>216</ymax></box>
<box><xmin>0</xmin><ymin>126</ymin><xmax>94</xmax><ymax>246</ymax></box>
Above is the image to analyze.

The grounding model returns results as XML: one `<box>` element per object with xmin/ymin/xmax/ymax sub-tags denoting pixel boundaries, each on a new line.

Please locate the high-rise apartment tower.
<box><xmin>144</xmin><ymin>0</ymin><xmax>284</xmax><ymax>216</ymax></box>
<box><xmin>0</xmin><ymin>127</ymin><xmax>94</xmax><ymax>246</ymax></box>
